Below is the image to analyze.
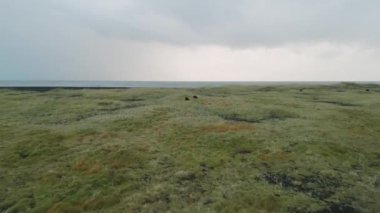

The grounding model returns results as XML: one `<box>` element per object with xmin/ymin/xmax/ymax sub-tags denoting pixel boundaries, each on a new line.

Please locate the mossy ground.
<box><xmin>0</xmin><ymin>83</ymin><xmax>379</xmax><ymax>212</ymax></box>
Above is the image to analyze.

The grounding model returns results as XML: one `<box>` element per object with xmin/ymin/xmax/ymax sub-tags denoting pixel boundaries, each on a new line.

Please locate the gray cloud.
<box><xmin>2</xmin><ymin>0</ymin><xmax>379</xmax><ymax>48</ymax></box>
<box><xmin>1</xmin><ymin>0</ymin><xmax>379</xmax><ymax>81</ymax></box>
<box><xmin>51</xmin><ymin>0</ymin><xmax>380</xmax><ymax>46</ymax></box>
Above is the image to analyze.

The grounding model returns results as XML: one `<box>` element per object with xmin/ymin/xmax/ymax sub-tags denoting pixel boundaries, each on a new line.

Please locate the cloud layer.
<box><xmin>1</xmin><ymin>0</ymin><xmax>379</xmax><ymax>80</ymax></box>
<box><xmin>55</xmin><ymin>0</ymin><xmax>380</xmax><ymax>46</ymax></box>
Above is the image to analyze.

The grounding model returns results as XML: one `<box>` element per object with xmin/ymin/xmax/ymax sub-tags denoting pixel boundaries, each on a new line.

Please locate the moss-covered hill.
<box><xmin>0</xmin><ymin>83</ymin><xmax>379</xmax><ymax>212</ymax></box>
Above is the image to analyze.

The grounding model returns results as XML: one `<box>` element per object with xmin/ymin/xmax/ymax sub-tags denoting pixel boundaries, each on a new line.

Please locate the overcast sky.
<box><xmin>1</xmin><ymin>0</ymin><xmax>379</xmax><ymax>81</ymax></box>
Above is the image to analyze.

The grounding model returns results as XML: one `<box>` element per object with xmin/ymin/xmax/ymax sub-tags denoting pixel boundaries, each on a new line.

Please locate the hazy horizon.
<box><xmin>1</xmin><ymin>80</ymin><xmax>380</xmax><ymax>89</ymax></box>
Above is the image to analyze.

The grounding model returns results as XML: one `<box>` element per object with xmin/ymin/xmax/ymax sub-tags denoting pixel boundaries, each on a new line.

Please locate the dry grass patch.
<box><xmin>73</xmin><ymin>158</ymin><xmax>104</xmax><ymax>174</ymax></box>
<box><xmin>259</xmin><ymin>150</ymin><xmax>290</xmax><ymax>162</ymax></box>
<box><xmin>199</xmin><ymin>122</ymin><xmax>255</xmax><ymax>133</ymax></box>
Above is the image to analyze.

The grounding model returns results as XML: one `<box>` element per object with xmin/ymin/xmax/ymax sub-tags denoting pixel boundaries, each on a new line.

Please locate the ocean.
<box><xmin>0</xmin><ymin>81</ymin><xmax>378</xmax><ymax>88</ymax></box>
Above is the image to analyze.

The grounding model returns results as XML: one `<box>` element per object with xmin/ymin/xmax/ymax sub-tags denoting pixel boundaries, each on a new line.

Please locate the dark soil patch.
<box><xmin>99</xmin><ymin>103</ymin><xmax>144</xmax><ymax>112</ymax></box>
<box><xmin>67</xmin><ymin>94</ymin><xmax>83</xmax><ymax>98</ymax></box>
<box><xmin>266</xmin><ymin>110</ymin><xmax>292</xmax><ymax>120</ymax></box>
<box><xmin>17</xmin><ymin>150</ymin><xmax>30</xmax><ymax>159</ymax></box>
<box><xmin>374</xmin><ymin>177</ymin><xmax>380</xmax><ymax>188</ymax></box>
<box><xmin>0</xmin><ymin>201</ymin><xmax>17</xmax><ymax>212</ymax></box>
<box><xmin>261</xmin><ymin>172</ymin><xmax>342</xmax><ymax>200</ymax></box>
<box><xmin>220</xmin><ymin>111</ymin><xmax>294</xmax><ymax>123</ymax></box>
<box><xmin>233</xmin><ymin>148</ymin><xmax>253</xmax><ymax>158</ymax></box>
<box><xmin>98</xmin><ymin>101</ymin><xmax>113</xmax><ymax>106</ymax></box>
<box><xmin>173</xmin><ymin>171</ymin><xmax>207</xmax><ymax>204</ymax></box>
<box><xmin>143</xmin><ymin>192</ymin><xmax>171</xmax><ymax>205</ymax></box>
<box><xmin>121</xmin><ymin>98</ymin><xmax>144</xmax><ymax>102</ymax></box>
<box><xmin>200</xmin><ymin>162</ymin><xmax>214</xmax><ymax>172</ymax></box>
<box><xmin>235</xmin><ymin>149</ymin><xmax>252</xmax><ymax>155</ymax></box>
<box><xmin>176</xmin><ymin>171</ymin><xmax>197</xmax><ymax>183</ymax></box>
<box><xmin>220</xmin><ymin>113</ymin><xmax>260</xmax><ymax>123</ymax></box>
<box><xmin>316</xmin><ymin>203</ymin><xmax>357</xmax><ymax>213</ymax></box>
<box><xmin>316</xmin><ymin>101</ymin><xmax>358</xmax><ymax>107</ymax></box>
<box><xmin>263</xmin><ymin>173</ymin><xmax>293</xmax><ymax>188</ymax></box>
<box><xmin>288</xmin><ymin>202</ymin><xmax>357</xmax><ymax>213</ymax></box>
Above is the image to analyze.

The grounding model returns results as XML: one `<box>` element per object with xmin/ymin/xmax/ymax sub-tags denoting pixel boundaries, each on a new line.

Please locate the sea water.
<box><xmin>0</xmin><ymin>81</ymin><xmax>378</xmax><ymax>88</ymax></box>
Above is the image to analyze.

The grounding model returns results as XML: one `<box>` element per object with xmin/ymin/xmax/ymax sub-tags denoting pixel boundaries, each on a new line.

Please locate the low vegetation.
<box><xmin>0</xmin><ymin>83</ymin><xmax>379</xmax><ymax>212</ymax></box>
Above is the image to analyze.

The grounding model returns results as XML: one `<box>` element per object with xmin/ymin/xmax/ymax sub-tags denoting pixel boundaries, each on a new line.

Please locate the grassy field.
<box><xmin>0</xmin><ymin>83</ymin><xmax>379</xmax><ymax>212</ymax></box>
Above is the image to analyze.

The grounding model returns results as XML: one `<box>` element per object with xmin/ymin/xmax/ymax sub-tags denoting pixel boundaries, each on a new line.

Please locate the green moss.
<box><xmin>0</xmin><ymin>83</ymin><xmax>379</xmax><ymax>212</ymax></box>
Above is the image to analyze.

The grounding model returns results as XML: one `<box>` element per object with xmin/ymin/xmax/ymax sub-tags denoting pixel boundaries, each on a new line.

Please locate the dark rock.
<box><xmin>193</xmin><ymin>95</ymin><xmax>198</xmax><ymax>99</ymax></box>
<box><xmin>366</xmin><ymin>89</ymin><xmax>370</xmax><ymax>92</ymax></box>
<box><xmin>185</xmin><ymin>97</ymin><xmax>190</xmax><ymax>101</ymax></box>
